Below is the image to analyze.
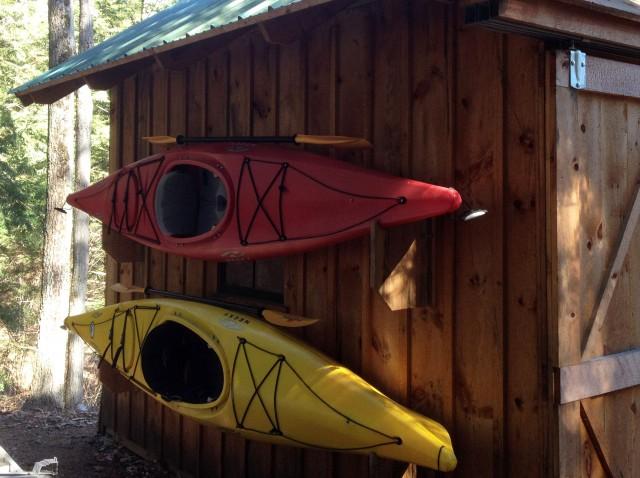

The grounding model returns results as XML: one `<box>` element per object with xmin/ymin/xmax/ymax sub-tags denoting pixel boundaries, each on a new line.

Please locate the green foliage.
<box><xmin>94</xmin><ymin>0</ymin><xmax>176</xmax><ymax>43</ymax></box>
<box><xmin>0</xmin><ymin>1</ymin><xmax>49</xmax><ymax>328</ymax></box>
<box><xmin>0</xmin><ymin>0</ymin><xmax>175</xmax><ymax>331</ymax></box>
<box><xmin>0</xmin><ymin>2</ymin><xmax>48</xmax><ymax>246</ymax></box>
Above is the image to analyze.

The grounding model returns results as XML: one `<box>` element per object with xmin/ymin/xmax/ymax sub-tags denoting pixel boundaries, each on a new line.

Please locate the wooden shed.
<box><xmin>13</xmin><ymin>0</ymin><xmax>640</xmax><ymax>476</ymax></box>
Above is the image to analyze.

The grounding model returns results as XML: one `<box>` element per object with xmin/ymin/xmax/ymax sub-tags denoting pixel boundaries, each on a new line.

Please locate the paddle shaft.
<box><xmin>143</xmin><ymin>286</ymin><xmax>263</xmax><ymax>317</ymax></box>
<box><xmin>176</xmin><ymin>135</ymin><xmax>296</xmax><ymax>145</ymax></box>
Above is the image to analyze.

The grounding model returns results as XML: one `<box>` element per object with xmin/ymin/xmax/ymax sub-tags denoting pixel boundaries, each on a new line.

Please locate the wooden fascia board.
<box><xmin>15</xmin><ymin>0</ymin><xmax>339</xmax><ymax>105</ymax></box>
<box><xmin>556</xmin><ymin>51</ymin><xmax>640</xmax><ymax>100</ymax></box>
<box><xmin>559</xmin><ymin>348</ymin><xmax>640</xmax><ymax>404</ymax></box>
<box><xmin>84</xmin><ymin>58</ymin><xmax>155</xmax><ymax>90</ymax></box>
<box><xmin>16</xmin><ymin>78</ymin><xmax>85</xmax><ymax>106</ymax></box>
<box><xmin>557</xmin><ymin>0</ymin><xmax>640</xmax><ymax>23</ymax></box>
<box><xmin>464</xmin><ymin>0</ymin><xmax>640</xmax><ymax>55</ymax></box>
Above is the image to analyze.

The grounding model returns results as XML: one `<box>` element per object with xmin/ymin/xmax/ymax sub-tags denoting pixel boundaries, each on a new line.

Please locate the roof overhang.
<box><xmin>12</xmin><ymin>0</ymin><xmax>342</xmax><ymax>106</ymax></box>
<box><xmin>464</xmin><ymin>0</ymin><xmax>640</xmax><ymax>58</ymax></box>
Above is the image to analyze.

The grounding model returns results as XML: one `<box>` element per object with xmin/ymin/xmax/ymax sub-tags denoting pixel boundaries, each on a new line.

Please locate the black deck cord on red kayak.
<box><xmin>109</xmin><ymin>170</ymin><xmax>152</xmax><ymax>238</ymax></box>
<box><xmin>107</xmin><ymin>158</ymin><xmax>164</xmax><ymax>245</ymax></box>
<box><xmin>236</xmin><ymin>157</ymin><xmax>407</xmax><ymax>247</ymax></box>
<box><xmin>230</xmin><ymin>337</ymin><xmax>403</xmax><ymax>452</ymax></box>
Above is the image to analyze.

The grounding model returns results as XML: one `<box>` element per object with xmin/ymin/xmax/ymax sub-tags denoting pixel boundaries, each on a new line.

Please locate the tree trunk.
<box><xmin>33</xmin><ymin>0</ymin><xmax>75</xmax><ymax>408</ymax></box>
<box><xmin>65</xmin><ymin>0</ymin><xmax>94</xmax><ymax>410</ymax></box>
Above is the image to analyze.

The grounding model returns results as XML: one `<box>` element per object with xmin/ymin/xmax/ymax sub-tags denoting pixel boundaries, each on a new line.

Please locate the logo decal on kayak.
<box><xmin>220</xmin><ymin>317</ymin><xmax>243</xmax><ymax>331</ymax></box>
<box><xmin>221</xmin><ymin>250</ymin><xmax>246</xmax><ymax>261</ymax></box>
<box><xmin>226</xmin><ymin>144</ymin><xmax>251</xmax><ymax>153</ymax></box>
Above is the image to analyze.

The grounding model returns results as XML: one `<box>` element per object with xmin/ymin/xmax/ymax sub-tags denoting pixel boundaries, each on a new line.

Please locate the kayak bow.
<box><xmin>65</xmin><ymin>299</ymin><xmax>457</xmax><ymax>471</ymax></box>
<box><xmin>67</xmin><ymin>143</ymin><xmax>461</xmax><ymax>261</ymax></box>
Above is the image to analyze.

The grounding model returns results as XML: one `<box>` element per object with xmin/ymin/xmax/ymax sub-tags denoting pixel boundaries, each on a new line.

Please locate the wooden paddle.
<box><xmin>143</xmin><ymin>134</ymin><xmax>372</xmax><ymax>149</ymax></box>
<box><xmin>111</xmin><ymin>283</ymin><xmax>318</xmax><ymax>328</ymax></box>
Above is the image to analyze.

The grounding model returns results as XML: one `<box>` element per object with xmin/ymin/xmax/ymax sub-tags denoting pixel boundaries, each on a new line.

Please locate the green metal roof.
<box><xmin>12</xmin><ymin>0</ymin><xmax>322</xmax><ymax>101</ymax></box>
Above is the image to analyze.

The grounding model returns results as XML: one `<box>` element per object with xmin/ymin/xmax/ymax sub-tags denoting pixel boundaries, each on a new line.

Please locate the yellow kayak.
<box><xmin>65</xmin><ymin>299</ymin><xmax>456</xmax><ymax>471</ymax></box>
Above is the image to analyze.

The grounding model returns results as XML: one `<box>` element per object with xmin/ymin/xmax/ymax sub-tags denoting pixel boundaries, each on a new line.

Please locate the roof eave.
<box><xmin>15</xmin><ymin>0</ymin><xmax>339</xmax><ymax>106</ymax></box>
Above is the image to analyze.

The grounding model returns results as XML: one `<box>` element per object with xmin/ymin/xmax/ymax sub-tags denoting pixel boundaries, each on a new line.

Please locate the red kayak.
<box><xmin>67</xmin><ymin>143</ymin><xmax>461</xmax><ymax>261</ymax></box>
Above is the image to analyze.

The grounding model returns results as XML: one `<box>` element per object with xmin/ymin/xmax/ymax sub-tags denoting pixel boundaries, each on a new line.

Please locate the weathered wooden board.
<box><xmin>560</xmin><ymin>348</ymin><xmax>640</xmax><ymax>403</ymax></box>
<box><xmin>543</xmin><ymin>48</ymin><xmax>560</xmax><ymax>478</ymax></box>
<box><xmin>333</xmin><ymin>5</ymin><xmax>372</xmax><ymax>477</ymax></box>
<box><xmin>554</xmin><ymin>78</ymin><xmax>583</xmax><ymax>478</ymax></box>
<box><xmin>104</xmin><ymin>84</ymin><xmax>121</xmax><ymax>309</ymax></box>
<box><xmin>556</xmin><ymin>52</ymin><xmax>640</xmax><ymax>101</ymax></box>
<box><xmin>504</xmin><ymin>34</ymin><xmax>548</xmax><ymax>478</ymax></box>
<box><xmin>454</xmin><ymin>26</ymin><xmax>505</xmax><ymax>478</ymax></box>
<box><xmin>554</xmin><ymin>50</ymin><xmax>640</xmax><ymax>478</ymax></box>
<box><xmin>407</xmin><ymin>0</ymin><xmax>453</xmax><ymax>428</ymax></box>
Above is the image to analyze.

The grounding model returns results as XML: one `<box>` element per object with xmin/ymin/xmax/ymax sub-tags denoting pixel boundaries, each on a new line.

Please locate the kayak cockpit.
<box><xmin>141</xmin><ymin>320</ymin><xmax>224</xmax><ymax>404</ymax></box>
<box><xmin>155</xmin><ymin>165</ymin><xmax>228</xmax><ymax>238</ymax></box>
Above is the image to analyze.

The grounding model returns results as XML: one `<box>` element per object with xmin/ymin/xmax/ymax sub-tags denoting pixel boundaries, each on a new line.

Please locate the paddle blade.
<box><xmin>262</xmin><ymin>310</ymin><xmax>319</xmax><ymax>328</ymax></box>
<box><xmin>111</xmin><ymin>282</ymin><xmax>146</xmax><ymax>295</ymax></box>
<box><xmin>143</xmin><ymin>135</ymin><xmax>177</xmax><ymax>144</ymax></box>
<box><xmin>295</xmin><ymin>134</ymin><xmax>372</xmax><ymax>150</ymax></box>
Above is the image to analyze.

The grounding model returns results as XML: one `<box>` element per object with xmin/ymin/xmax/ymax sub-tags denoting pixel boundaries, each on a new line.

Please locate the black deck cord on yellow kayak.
<box><xmin>230</xmin><ymin>337</ymin><xmax>403</xmax><ymax>452</ymax></box>
<box><xmin>107</xmin><ymin>157</ymin><xmax>164</xmax><ymax>245</ymax></box>
<box><xmin>78</xmin><ymin>304</ymin><xmax>213</xmax><ymax>398</ymax></box>
<box><xmin>110</xmin><ymin>308</ymin><xmax>129</xmax><ymax>372</ymax></box>
<box><xmin>236</xmin><ymin>157</ymin><xmax>407</xmax><ymax>247</ymax></box>
<box><xmin>75</xmin><ymin>305</ymin><xmax>160</xmax><ymax>374</ymax></box>
<box><xmin>129</xmin><ymin>305</ymin><xmax>161</xmax><ymax>377</ymax></box>
<box><xmin>437</xmin><ymin>445</ymin><xmax>445</xmax><ymax>472</ymax></box>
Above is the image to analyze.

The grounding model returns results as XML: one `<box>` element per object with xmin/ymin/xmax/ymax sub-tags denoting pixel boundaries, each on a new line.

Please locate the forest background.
<box><xmin>0</xmin><ymin>0</ymin><xmax>174</xmax><ymax>402</ymax></box>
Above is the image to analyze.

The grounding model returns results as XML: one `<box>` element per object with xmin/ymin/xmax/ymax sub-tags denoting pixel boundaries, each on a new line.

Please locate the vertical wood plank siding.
<box><xmin>100</xmin><ymin>1</ymin><xmax>550</xmax><ymax>476</ymax></box>
<box><xmin>454</xmin><ymin>26</ymin><xmax>505</xmax><ymax>478</ymax></box>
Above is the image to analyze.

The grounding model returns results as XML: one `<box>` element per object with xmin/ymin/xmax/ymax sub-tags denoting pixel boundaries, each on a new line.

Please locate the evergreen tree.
<box><xmin>33</xmin><ymin>0</ymin><xmax>76</xmax><ymax>407</ymax></box>
<box><xmin>0</xmin><ymin>1</ymin><xmax>48</xmax><ymax>329</ymax></box>
<box><xmin>66</xmin><ymin>0</ymin><xmax>94</xmax><ymax>409</ymax></box>
<box><xmin>0</xmin><ymin>0</ymin><xmax>175</xmax><ymax>400</ymax></box>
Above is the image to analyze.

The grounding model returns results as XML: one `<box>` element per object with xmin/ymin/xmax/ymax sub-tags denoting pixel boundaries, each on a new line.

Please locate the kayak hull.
<box><xmin>65</xmin><ymin>299</ymin><xmax>456</xmax><ymax>471</ymax></box>
<box><xmin>67</xmin><ymin>144</ymin><xmax>461</xmax><ymax>261</ymax></box>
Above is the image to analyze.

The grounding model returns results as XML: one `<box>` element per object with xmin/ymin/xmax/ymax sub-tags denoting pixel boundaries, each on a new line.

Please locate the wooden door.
<box><xmin>553</xmin><ymin>50</ymin><xmax>640</xmax><ymax>477</ymax></box>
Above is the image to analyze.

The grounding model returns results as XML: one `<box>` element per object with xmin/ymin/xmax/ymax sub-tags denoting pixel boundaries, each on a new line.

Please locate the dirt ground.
<box><xmin>0</xmin><ymin>397</ymin><xmax>173</xmax><ymax>477</ymax></box>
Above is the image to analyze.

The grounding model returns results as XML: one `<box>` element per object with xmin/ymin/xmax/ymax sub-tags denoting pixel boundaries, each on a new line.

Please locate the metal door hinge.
<box><xmin>570</xmin><ymin>50</ymin><xmax>586</xmax><ymax>90</ymax></box>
